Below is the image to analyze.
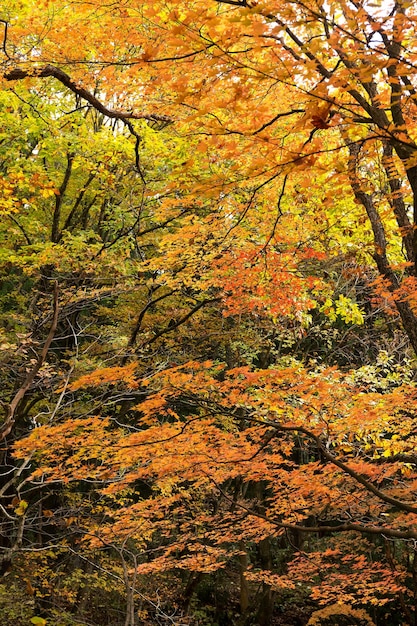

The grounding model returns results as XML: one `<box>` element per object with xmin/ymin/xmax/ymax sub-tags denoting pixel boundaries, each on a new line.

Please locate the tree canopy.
<box><xmin>2</xmin><ymin>1</ymin><xmax>417</xmax><ymax>624</ymax></box>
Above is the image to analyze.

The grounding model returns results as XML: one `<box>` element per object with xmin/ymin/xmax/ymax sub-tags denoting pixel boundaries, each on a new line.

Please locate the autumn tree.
<box><xmin>3</xmin><ymin>0</ymin><xmax>417</xmax><ymax>343</ymax></box>
<box><xmin>3</xmin><ymin>1</ymin><xmax>417</xmax><ymax>625</ymax></box>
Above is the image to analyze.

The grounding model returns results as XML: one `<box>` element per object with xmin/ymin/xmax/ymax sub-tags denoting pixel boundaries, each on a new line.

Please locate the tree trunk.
<box><xmin>255</xmin><ymin>538</ymin><xmax>275</xmax><ymax>626</ymax></box>
<box><xmin>239</xmin><ymin>542</ymin><xmax>250</xmax><ymax>614</ymax></box>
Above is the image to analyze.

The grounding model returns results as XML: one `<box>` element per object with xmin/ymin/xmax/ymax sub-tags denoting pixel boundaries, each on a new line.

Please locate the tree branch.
<box><xmin>0</xmin><ymin>20</ymin><xmax>10</xmax><ymax>59</ymax></box>
<box><xmin>214</xmin><ymin>481</ymin><xmax>417</xmax><ymax>540</ymax></box>
<box><xmin>0</xmin><ymin>281</ymin><xmax>59</xmax><ymax>441</ymax></box>
<box><xmin>143</xmin><ymin>297</ymin><xmax>221</xmax><ymax>347</ymax></box>
<box><xmin>4</xmin><ymin>65</ymin><xmax>173</xmax><ymax>125</ymax></box>
<box><xmin>258</xmin><ymin>418</ymin><xmax>417</xmax><ymax>516</ymax></box>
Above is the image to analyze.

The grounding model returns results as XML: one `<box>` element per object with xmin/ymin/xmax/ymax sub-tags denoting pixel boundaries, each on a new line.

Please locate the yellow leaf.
<box><xmin>14</xmin><ymin>499</ymin><xmax>28</xmax><ymax>516</ymax></box>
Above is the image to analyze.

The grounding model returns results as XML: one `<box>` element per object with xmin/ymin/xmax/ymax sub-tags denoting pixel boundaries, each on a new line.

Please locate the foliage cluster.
<box><xmin>2</xmin><ymin>0</ymin><xmax>417</xmax><ymax>624</ymax></box>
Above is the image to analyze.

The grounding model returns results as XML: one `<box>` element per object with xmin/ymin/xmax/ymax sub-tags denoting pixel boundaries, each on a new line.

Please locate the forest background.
<box><xmin>2</xmin><ymin>0</ymin><xmax>417</xmax><ymax>624</ymax></box>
